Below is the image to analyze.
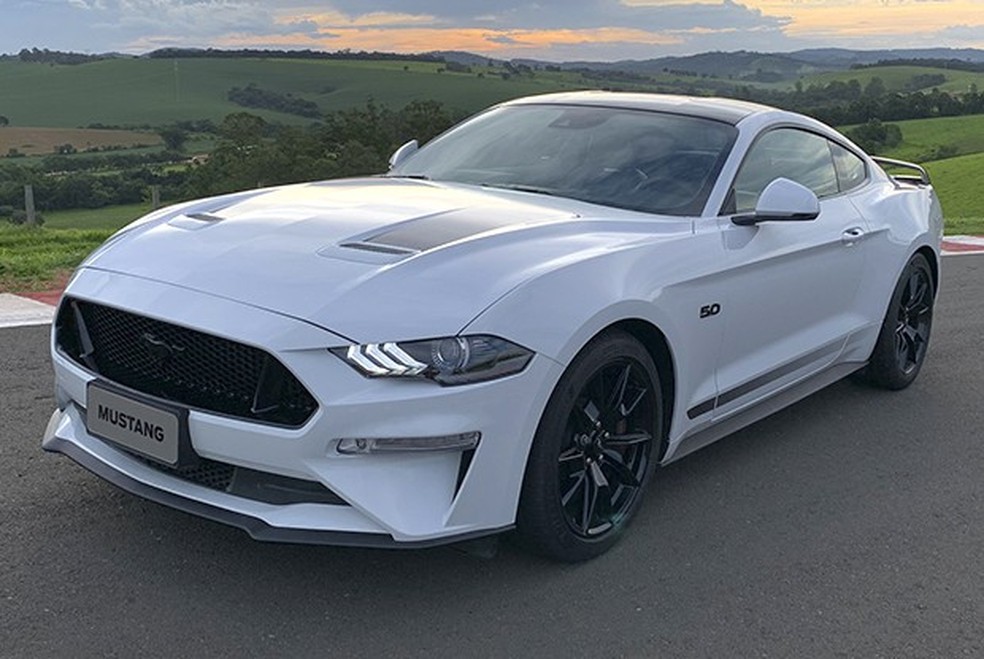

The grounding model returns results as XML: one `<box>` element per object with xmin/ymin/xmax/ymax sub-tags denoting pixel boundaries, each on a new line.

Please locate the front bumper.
<box><xmin>46</xmin><ymin>268</ymin><xmax>563</xmax><ymax>546</ymax></box>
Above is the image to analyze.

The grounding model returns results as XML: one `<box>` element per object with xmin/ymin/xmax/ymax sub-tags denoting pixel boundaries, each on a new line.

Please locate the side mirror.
<box><xmin>732</xmin><ymin>178</ymin><xmax>820</xmax><ymax>226</ymax></box>
<box><xmin>388</xmin><ymin>139</ymin><xmax>418</xmax><ymax>170</ymax></box>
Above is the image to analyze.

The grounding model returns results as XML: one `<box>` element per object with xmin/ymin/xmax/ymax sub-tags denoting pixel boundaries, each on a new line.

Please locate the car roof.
<box><xmin>503</xmin><ymin>91</ymin><xmax>775</xmax><ymax>125</ymax></box>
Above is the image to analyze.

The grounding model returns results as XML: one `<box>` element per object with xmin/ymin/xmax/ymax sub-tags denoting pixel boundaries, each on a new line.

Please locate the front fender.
<box><xmin>463</xmin><ymin>237</ymin><xmax>726</xmax><ymax>449</ymax></box>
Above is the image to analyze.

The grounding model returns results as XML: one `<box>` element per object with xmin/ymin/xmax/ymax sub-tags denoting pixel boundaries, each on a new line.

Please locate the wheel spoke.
<box><xmin>895</xmin><ymin>332</ymin><xmax>908</xmax><ymax>366</ymax></box>
<box><xmin>561</xmin><ymin>470</ymin><xmax>586</xmax><ymax>507</ymax></box>
<box><xmin>905</xmin><ymin>325</ymin><xmax>921</xmax><ymax>349</ymax></box>
<box><xmin>608</xmin><ymin>364</ymin><xmax>631</xmax><ymax>416</ymax></box>
<box><xmin>906</xmin><ymin>281</ymin><xmax>929</xmax><ymax>313</ymax></box>
<box><xmin>604</xmin><ymin>431</ymin><xmax>652</xmax><ymax>447</ymax></box>
<box><xmin>578</xmin><ymin>399</ymin><xmax>602</xmax><ymax>432</ymax></box>
<box><xmin>901</xmin><ymin>327</ymin><xmax>920</xmax><ymax>364</ymax></box>
<box><xmin>581</xmin><ymin>472</ymin><xmax>597</xmax><ymax>530</ymax></box>
<box><xmin>602</xmin><ymin>453</ymin><xmax>641</xmax><ymax>489</ymax></box>
<box><xmin>588</xmin><ymin>459</ymin><xmax>609</xmax><ymax>488</ymax></box>
<box><xmin>619</xmin><ymin>388</ymin><xmax>647</xmax><ymax>418</ymax></box>
<box><xmin>558</xmin><ymin>446</ymin><xmax>584</xmax><ymax>463</ymax></box>
<box><xmin>607</xmin><ymin>363</ymin><xmax>648</xmax><ymax>419</ymax></box>
<box><xmin>907</xmin><ymin>272</ymin><xmax>921</xmax><ymax>304</ymax></box>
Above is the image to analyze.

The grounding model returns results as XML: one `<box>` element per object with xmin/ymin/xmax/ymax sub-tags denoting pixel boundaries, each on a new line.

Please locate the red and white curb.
<box><xmin>942</xmin><ymin>235</ymin><xmax>984</xmax><ymax>256</ymax></box>
<box><xmin>1</xmin><ymin>237</ymin><xmax>982</xmax><ymax>329</ymax></box>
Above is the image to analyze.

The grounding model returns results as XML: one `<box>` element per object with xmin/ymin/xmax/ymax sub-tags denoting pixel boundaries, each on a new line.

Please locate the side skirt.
<box><xmin>664</xmin><ymin>362</ymin><xmax>864</xmax><ymax>465</ymax></box>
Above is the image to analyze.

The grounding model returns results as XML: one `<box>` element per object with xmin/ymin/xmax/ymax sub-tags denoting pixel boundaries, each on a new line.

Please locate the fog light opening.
<box><xmin>336</xmin><ymin>432</ymin><xmax>481</xmax><ymax>455</ymax></box>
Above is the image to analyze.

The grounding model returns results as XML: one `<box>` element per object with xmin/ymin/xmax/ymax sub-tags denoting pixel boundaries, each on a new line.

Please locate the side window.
<box><xmin>830</xmin><ymin>142</ymin><xmax>867</xmax><ymax>193</ymax></box>
<box><xmin>732</xmin><ymin>128</ymin><xmax>839</xmax><ymax>213</ymax></box>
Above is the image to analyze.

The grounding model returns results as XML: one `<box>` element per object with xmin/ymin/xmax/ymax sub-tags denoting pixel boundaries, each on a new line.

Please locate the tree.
<box><xmin>845</xmin><ymin>119</ymin><xmax>902</xmax><ymax>154</ymax></box>
<box><xmin>158</xmin><ymin>126</ymin><xmax>187</xmax><ymax>152</ymax></box>
<box><xmin>863</xmin><ymin>77</ymin><xmax>886</xmax><ymax>99</ymax></box>
<box><xmin>219</xmin><ymin>112</ymin><xmax>267</xmax><ymax>149</ymax></box>
<box><xmin>0</xmin><ymin>116</ymin><xmax>8</xmax><ymax>127</ymax></box>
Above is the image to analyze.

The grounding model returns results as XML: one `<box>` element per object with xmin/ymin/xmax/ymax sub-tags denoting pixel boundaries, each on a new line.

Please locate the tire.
<box><xmin>516</xmin><ymin>330</ymin><xmax>664</xmax><ymax>562</ymax></box>
<box><xmin>858</xmin><ymin>253</ymin><xmax>935</xmax><ymax>390</ymax></box>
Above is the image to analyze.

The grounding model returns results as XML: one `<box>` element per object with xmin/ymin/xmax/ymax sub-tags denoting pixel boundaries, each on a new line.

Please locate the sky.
<box><xmin>2</xmin><ymin>0</ymin><xmax>984</xmax><ymax>61</ymax></box>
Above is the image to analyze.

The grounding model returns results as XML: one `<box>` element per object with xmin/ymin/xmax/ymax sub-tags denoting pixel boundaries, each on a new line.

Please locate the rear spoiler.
<box><xmin>871</xmin><ymin>156</ymin><xmax>931</xmax><ymax>186</ymax></box>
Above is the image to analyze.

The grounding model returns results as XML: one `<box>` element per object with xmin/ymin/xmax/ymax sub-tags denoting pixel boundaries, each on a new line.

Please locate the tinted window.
<box><xmin>830</xmin><ymin>142</ymin><xmax>867</xmax><ymax>193</ymax></box>
<box><xmin>732</xmin><ymin>128</ymin><xmax>839</xmax><ymax>213</ymax></box>
<box><xmin>392</xmin><ymin>105</ymin><xmax>738</xmax><ymax>216</ymax></box>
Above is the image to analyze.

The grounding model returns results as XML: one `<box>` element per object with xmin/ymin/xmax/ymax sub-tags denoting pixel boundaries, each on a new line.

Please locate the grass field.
<box><xmin>859</xmin><ymin>114</ymin><xmax>984</xmax><ymax>162</ymax></box>
<box><xmin>800</xmin><ymin>65</ymin><xmax>984</xmax><ymax>95</ymax></box>
<box><xmin>43</xmin><ymin>203</ymin><xmax>153</xmax><ymax>230</ymax></box>
<box><xmin>0</xmin><ymin>126</ymin><xmax>161</xmax><ymax>156</ymax></box>
<box><xmin>0</xmin><ymin>58</ymin><xmax>589</xmax><ymax>128</ymax></box>
<box><xmin>0</xmin><ymin>225</ymin><xmax>112</xmax><ymax>291</ymax></box>
<box><xmin>0</xmin><ymin>204</ymin><xmax>151</xmax><ymax>291</ymax></box>
<box><xmin>926</xmin><ymin>151</ymin><xmax>984</xmax><ymax>218</ymax></box>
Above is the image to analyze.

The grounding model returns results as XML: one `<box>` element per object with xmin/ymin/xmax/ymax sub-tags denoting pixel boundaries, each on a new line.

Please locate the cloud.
<box><xmin>320</xmin><ymin>0</ymin><xmax>787</xmax><ymax>31</ymax></box>
<box><xmin>1</xmin><ymin>0</ymin><xmax>984</xmax><ymax>59</ymax></box>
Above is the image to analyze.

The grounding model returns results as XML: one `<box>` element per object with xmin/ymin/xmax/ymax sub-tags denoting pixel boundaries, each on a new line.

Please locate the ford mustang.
<box><xmin>43</xmin><ymin>92</ymin><xmax>942</xmax><ymax>561</ymax></box>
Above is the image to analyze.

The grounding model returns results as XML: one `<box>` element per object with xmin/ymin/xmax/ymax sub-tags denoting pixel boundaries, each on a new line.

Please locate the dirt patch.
<box><xmin>0</xmin><ymin>127</ymin><xmax>162</xmax><ymax>156</ymax></box>
<box><xmin>8</xmin><ymin>270</ymin><xmax>71</xmax><ymax>303</ymax></box>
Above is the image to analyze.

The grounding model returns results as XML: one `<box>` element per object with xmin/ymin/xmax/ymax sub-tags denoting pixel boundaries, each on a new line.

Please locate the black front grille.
<box><xmin>56</xmin><ymin>297</ymin><xmax>318</xmax><ymax>427</ymax></box>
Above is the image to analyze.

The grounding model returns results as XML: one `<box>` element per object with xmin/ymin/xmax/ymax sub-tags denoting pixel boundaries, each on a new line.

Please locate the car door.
<box><xmin>706</xmin><ymin>127</ymin><xmax>869</xmax><ymax>421</ymax></box>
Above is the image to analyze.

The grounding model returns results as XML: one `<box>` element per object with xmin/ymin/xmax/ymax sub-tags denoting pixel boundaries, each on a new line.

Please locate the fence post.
<box><xmin>24</xmin><ymin>184</ymin><xmax>37</xmax><ymax>226</ymax></box>
<box><xmin>150</xmin><ymin>185</ymin><xmax>161</xmax><ymax>209</ymax></box>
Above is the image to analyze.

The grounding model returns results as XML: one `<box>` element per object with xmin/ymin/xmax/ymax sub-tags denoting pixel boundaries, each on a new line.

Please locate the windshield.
<box><xmin>391</xmin><ymin>104</ymin><xmax>738</xmax><ymax>216</ymax></box>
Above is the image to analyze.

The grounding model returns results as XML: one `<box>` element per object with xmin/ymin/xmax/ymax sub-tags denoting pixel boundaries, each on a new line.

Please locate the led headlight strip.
<box><xmin>332</xmin><ymin>335</ymin><xmax>533</xmax><ymax>385</ymax></box>
<box><xmin>345</xmin><ymin>343</ymin><xmax>428</xmax><ymax>376</ymax></box>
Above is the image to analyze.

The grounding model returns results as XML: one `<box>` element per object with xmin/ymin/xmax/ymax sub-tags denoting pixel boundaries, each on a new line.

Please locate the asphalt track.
<box><xmin>2</xmin><ymin>254</ymin><xmax>983</xmax><ymax>658</ymax></box>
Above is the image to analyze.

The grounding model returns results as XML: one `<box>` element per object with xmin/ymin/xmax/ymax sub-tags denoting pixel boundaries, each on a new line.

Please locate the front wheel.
<box><xmin>858</xmin><ymin>253</ymin><xmax>935</xmax><ymax>390</ymax></box>
<box><xmin>516</xmin><ymin>331</ymin><xmax>663</xmax><ymax>562</ymax></box>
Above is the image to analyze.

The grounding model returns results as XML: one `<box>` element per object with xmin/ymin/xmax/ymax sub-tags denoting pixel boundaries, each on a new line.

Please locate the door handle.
<box><xmin>841</xmin><ymin>227</ymin><xmax>865</xmax><ymax>246</ymax></box>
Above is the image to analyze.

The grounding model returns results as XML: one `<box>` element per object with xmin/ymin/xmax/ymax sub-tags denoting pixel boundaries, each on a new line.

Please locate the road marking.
<box><xmin>0</xmin><ymin>294</ymin><xmax>56</xmax><ymax>329</ymax></box>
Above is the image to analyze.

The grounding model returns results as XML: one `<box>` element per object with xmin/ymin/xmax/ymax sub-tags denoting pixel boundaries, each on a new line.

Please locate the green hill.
<box><xmin>925</xmin><ymin>151</ymin><xmax>984</xmax><ymax>219</ymax></box>
<box><xmin>0</xmin><ymin>57</ymin><xmax>587</xmax><ymax>128</ymax></box>
<box><xmin>848</xmin><ymin>113</ymin><xmax>984</xmax><ymax>162</ymax></box>
<box><xmin>799</xmin><ymin>65</ymin><xmax>984</xmax><ymax>94</ymax></box>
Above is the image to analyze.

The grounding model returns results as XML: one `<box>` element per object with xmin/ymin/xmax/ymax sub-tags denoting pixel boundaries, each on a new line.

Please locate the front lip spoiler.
<box><xmin>42</xmin><ymin>434</ymin><xmax>512</xmax><ymax>549</ymax></box>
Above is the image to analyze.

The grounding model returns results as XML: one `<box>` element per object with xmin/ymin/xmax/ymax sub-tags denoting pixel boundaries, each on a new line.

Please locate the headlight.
<box><xmin>331</xmin><ymin>335</ymin><xmax>533</xmax><ymax>385</ymax></box>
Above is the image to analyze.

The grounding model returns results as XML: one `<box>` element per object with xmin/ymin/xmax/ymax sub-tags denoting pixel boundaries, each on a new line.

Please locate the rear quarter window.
<box><xmin>830</xmin><ymin>142</ymin><xmax>868</xmax><ymax>193</ymax></box>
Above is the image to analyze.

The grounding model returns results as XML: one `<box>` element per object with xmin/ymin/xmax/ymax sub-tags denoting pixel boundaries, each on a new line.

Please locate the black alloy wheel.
<box><xmin>517</xmin><ymin>330</ymin><xmax>663</xmax><ymax>562</ymax></box>
<box><xmin>557</xmin><ymin>358</ymin><xmax>655</xmax><ymax>538</ymax></box>
<box><xmin>893</xmin><ymin>263</ymin><xmax>933</xmax><ymax>376</ymax></box>
<box><xmin>859</xmin><ymin>253</ymin><xmax>935</xmax><ymax>390</ymax></box>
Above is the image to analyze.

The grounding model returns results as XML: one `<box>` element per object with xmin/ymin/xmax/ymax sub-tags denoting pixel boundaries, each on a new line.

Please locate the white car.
<box><xmin>43</xmin><ymin>92</ymin><xmax>942</xmax><ymax>561</ymax></box>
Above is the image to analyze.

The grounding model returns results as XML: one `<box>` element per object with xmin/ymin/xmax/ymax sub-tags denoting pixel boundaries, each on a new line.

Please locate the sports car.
<box><xmin>43</xmin><ymin>91</ymin><xmax>943</xmax><ymax>561</ymax></box>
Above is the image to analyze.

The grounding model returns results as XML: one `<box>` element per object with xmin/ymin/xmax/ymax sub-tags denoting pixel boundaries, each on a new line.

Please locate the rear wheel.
<box><xmin>859</xmin><ymin>253</ymin><xmax>934</xmax><ymax>390</ymax></box>
<box><xmin>516</xmin><ymin>331</ymin><xmax>663</xmax><ymax>562</ymax></box>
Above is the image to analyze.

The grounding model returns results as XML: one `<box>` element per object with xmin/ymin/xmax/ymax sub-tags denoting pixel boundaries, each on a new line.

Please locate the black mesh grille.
<box><xmin>56</xmin><ymin>298</ymin><xmax>318</xmax><ymax>427</ymax></box>
<box><xmin>154</xmin><ymin>457</ymin><xmax>237</xmax><ymax>490</ymax></box>
<box><xmin>137</xmin><ymin>455</ymin><xmax>347</xmax><ymax>506</ymax></box>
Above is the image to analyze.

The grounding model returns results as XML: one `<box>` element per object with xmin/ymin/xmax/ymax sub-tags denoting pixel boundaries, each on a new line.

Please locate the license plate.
<box><xmin>86</xmin><ymin>383</ymin><xmax>184</xmax><ymax>466</ymax></box>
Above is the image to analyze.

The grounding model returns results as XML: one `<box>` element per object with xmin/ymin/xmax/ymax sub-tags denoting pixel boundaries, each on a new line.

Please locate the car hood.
<box><xmin>81</xmin><ymin>178</ymin><xmax>690</xmax><ymax>342</ymax></box>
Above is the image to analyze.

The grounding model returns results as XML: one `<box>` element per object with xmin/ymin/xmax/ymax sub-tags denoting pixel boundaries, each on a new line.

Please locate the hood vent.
<box><xmin>167</xmin><ymin>212</ymin><xmax>226</xmax><ymax>230</ymax></box>
<box><xmin>338</xmin><ymin>241</ymin><xmax>418</xmax><ymax>256</ymax></box>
